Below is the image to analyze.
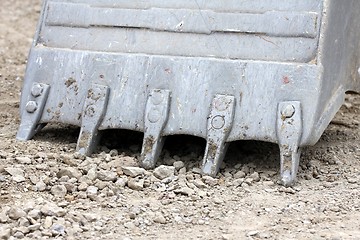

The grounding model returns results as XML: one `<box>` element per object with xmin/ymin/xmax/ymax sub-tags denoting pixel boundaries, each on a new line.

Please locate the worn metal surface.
<box><xmin>17</xmin><ymin>0</ymin><xmax>360</xmax><ymax>185</ymax></box>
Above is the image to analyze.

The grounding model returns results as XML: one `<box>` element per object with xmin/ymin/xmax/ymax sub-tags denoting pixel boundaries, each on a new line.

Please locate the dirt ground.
<box><xmin>0</xmin><ymin>1</ymin><xmax>359</xmax><ymax>239</ymax></box>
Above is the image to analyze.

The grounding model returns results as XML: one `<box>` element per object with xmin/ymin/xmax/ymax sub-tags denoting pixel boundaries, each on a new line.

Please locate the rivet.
<box><xmin>25</xmin><ymin>101</ymin><xmax>38</xmax><ymax>113</ymax></box>
<box><xmin>148</xmin><ymin>109</ymin><xmax>161</xmax><ymax>123</ymax></box>
<box><xmin>211</xmin><ymin>115</ymin><xmax>225</xmax><ymax>129</ymax></box>
<box><xmin>150</xmin><ymin>91</ymin><xmax>164</xmax><ymax>105</ymax></box>
<box><xmin>31</xmin><ymin>83</ymin><xmax>44</xmax><ymax>97</ymax></box>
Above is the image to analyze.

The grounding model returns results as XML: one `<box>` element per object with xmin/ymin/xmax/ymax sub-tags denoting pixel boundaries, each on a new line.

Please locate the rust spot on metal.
<box><xmin>283</xmin><ymin>76</ymin><xmax>290</xmax><ymax>84</ymax></box>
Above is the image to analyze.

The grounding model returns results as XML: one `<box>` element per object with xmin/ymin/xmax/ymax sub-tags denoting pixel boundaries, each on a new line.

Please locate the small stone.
<box><xmin>51</xmin><ymin>223</ymin><xmax>65</xmax><ymax>236</ymax></box>
<box><xmin>87</xmin><ymin>167</ymin><xmax>97</xmax><ymax>181</ymax></box>
<box><xmin>347</xmin><ymin>178</ymin><xmax>357</xmax><ymax>184</ymax></box>
<box><xmin>154</xmin><ymin>165</ymin><xmax>175</xmax><ymax>180</ymax></box>
<box><xmin>13</xmin><ymin>231</ymin><xmax>25</xmax><ymax>239</ymax></box>
<box><xmin>173</xmin><ymin>161</ymin><xmax>185</xmax><ymax>171</ymax></box>
<box><xmin>115</xmin><ymin>177</ymin><xmax>127</xmax><ymax>188</ymax></box>
<box><xmin>35</xmin><ymin>180</ymin><xmax>47</xmax><ymax>191</ymax></box>
<box><xmin>153</xmin><ymin>213</ymin><xmax>166</xmax><ymax>224</ymax></box>
<box><xmin>18</xmin><ymin>217</ymin><xmax>30</xmax><ymax>227</ymax></box>
<box><xmin>78</xmin><ymin>182</ymin><xmax>88</xmax><ymax>191</ymax></box>
<box><xmin>43</xmin><ymin>216</ymin><xmax>53</xmax><ymax>228</ymax></box>
<box><xmin>123</xmin><ymin>221</ymin><xmax>136</xmax><ymax>230</ymax></box>
<box><xmin>86</xmin><ymin>186</ymin><xmax>98</xmax><ymax>200</ymax></box>
<box><xmin>8</xmin><ymin>207</ymin><xmax>26</xmax><ymax>220</ymax></box>
<box><xmin>97</xmin><ymin>170</ymin><xmax>117</xmax><ymax>182</ymax></box>
<box><xmin>27</xmin><ymin>209</ymin><xmax>41</xmax><ymax>220</ymax></box>
<box><xmin>247</xmin><ymin>230</ymin><xmax>259</xmax><ymax>237</ymax></box>
<box><xmin>127</xmin><ymin>178</ymin><xmax>144</xmax><ymax>191</ymax></box>
<box><xmin>57</xmin><ymin>167</ymin><xmax>82</xmax><ymax>180</ymax></box>
<box><xmin>234</xmin><ymin>170</ymin><xmax>246</xmax><ymax>179</ymax></box>
<box><xmin>213</xmin><ymin>198</ymin><xmax>223</xmax><ymax>204</ymax></box>
<box><xmin>122</xmin><ymin>167</ymin><xmax>145</xmax><ymax>177</ymax></box>
<box><xmin>15</xmin><ymin>156</ymin><xmax>32</xmax><ymax>164</ymax></box>
<box><xmin>174</xmin><ymin>187</ymin><xmax>195</xmax><ymax>196</ymax></box>
<box><xmin>83</xmin><ymin>213</ymin><xmax>98</xmax><ymax>222</ymax></box>
<box><xmin>0</xmin><ymin>211</ymin><xmax>9</xmax><ymax>223</ymax></box>
<box><xmin>0</xmin><ymin>227</ymin><xmax>11</xmax><ymax>240</ymax></box>
<box><xmin>12</xmin><ymin>226</ymin><xmax>30</xmax><ymax>236</ymax></box>
<box><xmin>40</xmin><ymin>204</ymin><xmax>66</xmax><ymax>217</ymax></box>
<box><xmin>202</xmin><ymin>176</ymin><xmax>218</xmax><ymax>186</ymax></box>
<box><xmin>64</xmin><ymin>182</ymin><xmax>76</xmax><ymax>193</ymax></box>
<box><xmin>28</xmin><ymin>223</ymin><xmax>41</xmax><ymax>232</ymax></box>
<box><xmin>249</xmin><ymin>172</ymin><xmax>260</xmax><ymax>182</ymax></box>
<box><xmin>4</xmin><ymin>167</ymin><xmax>25</xmax><ymax>183</ymax></box>
<box><xmin>50</xmin><ymin>185</ymin><xmax>67</xmax><ymax>198</ymax></box>
<box><xmin>193</xmin><ymin>179</ymin><xmax>207</xmax><ymax>189</ymax></box>
<box><xmin>192</xmin><ymin>168</ymin><xmax>202</xmax><ymax>174</ymax></box>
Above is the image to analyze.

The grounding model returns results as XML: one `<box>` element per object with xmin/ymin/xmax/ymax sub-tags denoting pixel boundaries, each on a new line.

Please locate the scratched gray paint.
<box><xmin>18</xmin><ymin>0</ymin><xmax>360</xmax><ymax>186</ymax></box>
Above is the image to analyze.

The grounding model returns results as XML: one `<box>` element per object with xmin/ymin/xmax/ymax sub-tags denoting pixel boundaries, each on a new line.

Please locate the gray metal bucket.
<box><xmin>17</xmin><ymin>0</ymin><xmax>360</xmax><ymax>186</ymax></box>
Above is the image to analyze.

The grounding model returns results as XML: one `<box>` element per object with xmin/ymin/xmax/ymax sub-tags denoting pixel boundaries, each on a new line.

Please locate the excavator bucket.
<box><xmin>17</xmin><ymin>0</ymin><xmax>360</xmax><ymax>186</ymax></box>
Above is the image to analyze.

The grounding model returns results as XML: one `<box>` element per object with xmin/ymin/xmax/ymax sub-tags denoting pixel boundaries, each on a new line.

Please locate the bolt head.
<box><xmin>281</xmin><ymin>105</ymin><xmax>295</xmax><ymax>119</ymax></box>
<box><xmin>25</xmin><ymin>101</ymin><xmax>38</xmax><ymax>113</ymax></box>
<box><xmin>31</xmin><ymin>83</ymin><xmax>43</xmax><ymax>97</ymax></box>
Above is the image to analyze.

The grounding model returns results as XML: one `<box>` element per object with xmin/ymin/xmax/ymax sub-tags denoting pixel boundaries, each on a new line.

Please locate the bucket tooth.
<box><xmin>17</xmin><ymin>82</ymin><xmax>50</xmax><ymax>141</ymax></box>
<box><xmin>140</xmin><ymin>89</ymin><xmax>171</xmax><ymax>169</ymax></box>
<box><xmin>202</xmin><ymin>95</ymin><xmax>235</xmax><ymax>176</ymax></box>
<box><xmin>276</xmin><ymin>101</ymin><xmax>302</xmax><ymax>186</ymax></box>
<box><xmin>76</xmin><ymin>84</ymin><xmax>110</xmax><ymax>156</ymax></box>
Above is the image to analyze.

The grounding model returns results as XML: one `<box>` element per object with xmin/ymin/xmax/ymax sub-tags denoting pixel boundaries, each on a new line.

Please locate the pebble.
<box><xmin>51</xmin><ymin>223</ymin><xmax>65</xmax><ymax>235</ymax></box>
<box><xmin>8</xmin><ymin>207</ymin><xmax>26</xmax><ymax>220</ymax></box>
<box><xmin>249</xmin><ymin>172</ymin><xmax>260</xmax><ymax>182</ymax></box>
<box><xmin>86</xmin><ymin>186</ymin><xmax>98</xmax><ymax>200</ymax></box>
<box><xmin>15</xmin><ymin>156</ymin><xmax>32</xmax><ymax>164</ymax></box>
<box><xmin>233</xmin><ymin>170</ymin><xmax>246</xmax><ymax>179</ymax></box>
<box><xmin>28</xmin><ymin>223</ymin><xmax>41</xmax><ymax>232</ymax></box>
<box><xmin>122</xmin><ymin>167</ymin><xmax>145</xmax><ymax>177</ymax></box>
<box><xmin>192</xmin><ymin>168</ymin><xmax>202</xmax><ymax>174</ymax></box>
<box><xmin>51</xmin><ymin>185</ymin><xmax>67</xmax><ymax>198</ymax></box>
<box><xmin>193</xmin><ymin>179</ymin><xmax>207</xmax><ymax>189</ymax></box>
<box><xmin>35</xmin><ymin>180</ymin><xmax>47</xmax><ymax>191</ymax></box>
<box><xmin>174</xmin><ymin>187</ymin><xmax>195</xmax><ymax>196</ymax></box>
<box><xmin>78</xmin><ymin>182</ymin><xmax>89</xmax><ymax>191</ymax></box>
<box><xmin>57</xmin><ymin>167</ymin><xmax>83</xmax><ymax>180</ymax></box>
<box><xmin>153</xmin><ymin>165</ymin><xmax>175</xmax><ymax>180</ymax></box>
<box><xmin>347</xmin><ymin>178</ymin><xmax>357</xmax><ymax>184</ymax></box>
<box><xmin>127</xmin><ymin>178</ymin><xmax>144</xmax><ymax>191</ymax></box>
<box><xmin>40</xmin><ymin>204</ymin><xmax>66</xmax><ymax>217</ymax></box>
<box><xmin>247</xmin><ymin>230</ymin><xmax>259</xmax><ymax>237</ymax></box>
<box><xmin>173</xmin><ymin>161</ymin><xmax>185</xmax><ymax>171</ymax></box>
<box><xmin>124</xmin><ymin>221</ymin><xmax>136</xmax><ymax>230</ymax></box>
<box><xmin>202</xmin><ymin>176</ymin><xmax>218</xmax><ymax>186</ymax></box>
<box><xmin>87</xmin><ymin>167</ymin><xmax>97</xmax><ymax>181</ymax></box>
<box><xmin>153</xmin><ymin>213</ymin><xmax>167</xmax><ymax>224</ymax></box>
<box><xmin>115</xmin><ymin>177</ymin><xmax>127</xmax><ymax>188</ymax></box>
<box><xmin>0</xmin><ymin>227</ymin><xmax>11</xmax><ymax>240</ymax></box>
<box><xmin>97</xmin><ymin>169</ymin><xmax>117</xmax><ymax>182</ymax></box>
<box><xmin>4</xmin><ymin>167</ymin><xmax>25</xmax><ymax>183</ymax></box>
<box><xmin>0</xmin><ymin>210</ymin><xmax>9</xmax><ymax>223</ymax></box>
<box><xmin>43</xmin><ymin>216</ymin><xmax>53</xmax><ymax>228</ymax></box>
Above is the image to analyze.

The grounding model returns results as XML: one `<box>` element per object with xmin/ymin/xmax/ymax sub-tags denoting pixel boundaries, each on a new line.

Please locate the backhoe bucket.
<box><xmin>17</xmin><ymin>0</ymin><xmax>360</xmax><ymax>186</ymax></box>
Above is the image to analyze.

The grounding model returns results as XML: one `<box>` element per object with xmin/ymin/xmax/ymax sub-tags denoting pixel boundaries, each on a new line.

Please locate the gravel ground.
<box><xmin>0</xmin><ymin>1</ymin><xmax>359</xmax><ymax>239</ymax></box>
